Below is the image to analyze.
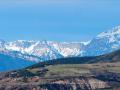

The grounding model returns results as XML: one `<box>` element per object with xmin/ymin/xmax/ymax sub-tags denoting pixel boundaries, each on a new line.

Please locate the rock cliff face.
<box><xmin>42</xmin><ymin>77</ymin><xmax>109</xmax><ymax>90</ymax></box>
<box><xmin>0</xmin><ymin>75</ymin><xmax>119</xmax><ymax>90</ymax></box>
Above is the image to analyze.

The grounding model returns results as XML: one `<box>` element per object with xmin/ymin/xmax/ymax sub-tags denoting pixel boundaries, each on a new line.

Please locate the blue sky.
<box><xmin>0</xmin><ymin>0</ymin><xmax>120</xmax><ymax>42</ymax></box>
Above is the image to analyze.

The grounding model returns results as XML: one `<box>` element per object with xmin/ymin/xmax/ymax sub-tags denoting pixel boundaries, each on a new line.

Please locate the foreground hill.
<box><xmin>0</xmin><ymin>50</ymin><xmax>120</xmax><ymax>90</ymax></box>
<box><xmin>0</xmin><ymin>63</ymin><xmax>120</xmax><ymax>90</ymax></box>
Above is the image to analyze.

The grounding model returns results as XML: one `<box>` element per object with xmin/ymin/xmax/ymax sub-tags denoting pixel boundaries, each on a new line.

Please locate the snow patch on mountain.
<box><xmin>81</xmin><ymin>40</ymin><xmax>91</xmax><ymax>45</ymax></box>
<box><xmin>97</xmin><ymin>26</ymin><xmax>120</xmax><ymax>43</ymax></box>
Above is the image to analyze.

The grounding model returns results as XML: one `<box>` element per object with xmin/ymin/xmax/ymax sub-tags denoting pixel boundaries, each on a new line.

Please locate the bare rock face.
<box><xmin>84</xmin><ymin>78</ymin><xmax>108</xmax><ymax>89</ymax></box>
<box><xmin>44</xmin><ymin>77</ymin><xmax>109</xmax><ymax>90</ymax></box>
<box><xmin>0</xmin><ymin>76</ymin><xmax>116</xmax><ymax>90</ymax></box>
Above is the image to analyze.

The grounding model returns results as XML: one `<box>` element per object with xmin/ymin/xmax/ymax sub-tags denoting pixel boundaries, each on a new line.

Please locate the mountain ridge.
<box><xmin>0</xmin><ymin>26</ymin><xmax>120</xmax><ymax>63</ymax></box>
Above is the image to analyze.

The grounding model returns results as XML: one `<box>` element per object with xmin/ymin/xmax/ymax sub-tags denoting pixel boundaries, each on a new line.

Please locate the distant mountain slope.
<box><xmin>83</xmin><ymin>26</ymin><xmax>120</xmax><ymax>56</ymax></box>
<box><xmin>93</xmin><ymin>49</ymin><xmax>120</xmax><ymax>63</ymax></box>
<box><xmin>0</xmin><ymin>53</ymin><xmax>35</xmax><ymax>72</ymax></box>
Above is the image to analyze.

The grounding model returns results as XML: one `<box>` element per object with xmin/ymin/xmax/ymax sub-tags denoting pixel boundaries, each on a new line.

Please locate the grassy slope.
<box><xmin>17</xmin><ymin>50</ymin><xmax>120</xmax><ymax>78</ymax></box>
<box><xmin>25</xmin><ymin>63</ymin><xmax>120</xmax><ymax>78</ymax></box>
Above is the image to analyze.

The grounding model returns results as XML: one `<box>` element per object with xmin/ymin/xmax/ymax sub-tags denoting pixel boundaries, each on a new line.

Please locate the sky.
<box><xmin>0</xmin><ymin>0</ymin><xmax>120</xmax><ymax>42</ymax></box>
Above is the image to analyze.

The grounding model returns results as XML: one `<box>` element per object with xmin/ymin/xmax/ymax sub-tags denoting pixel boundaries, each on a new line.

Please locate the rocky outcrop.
<box><xmin>0</xmin><ymin>75</ymin><xmax>120</xmax><ymax>90</ymax></box>
<box><xmin>43</xmin><ymin>76</ymin><xmax>109</xmax><ymax>90</ymax></box>
<box><xmin>0</xmin><ymin>69</ymin><xmax>120</xmax><ymax>90</ymax></box>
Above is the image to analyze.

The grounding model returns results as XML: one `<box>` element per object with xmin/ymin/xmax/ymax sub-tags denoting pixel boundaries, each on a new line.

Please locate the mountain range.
<box><xmin>1</xmin><ymin>26</ymin><xmax>120</xmax><ymax>60</ymax></box>
<box><xmin>1</xmin><ymin>26</ymin><xmax>120</xmax><ymax>71</ymax></box>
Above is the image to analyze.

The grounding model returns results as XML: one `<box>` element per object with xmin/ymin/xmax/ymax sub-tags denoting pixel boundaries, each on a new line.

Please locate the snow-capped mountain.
<box><xmin>1</xmin><ymin>26</ymin><xmax>120</xmax><ymax>62</ymax></box>
<box><xmin>3</xmin><ymin>40</ymin><xmax>85</xmax><ymax>62</ymax></box>
<box><xmin>5</xmin><ymin>40</ymin><xmax>84</xmax><ymax>57</ymax></box>
<box><xmin>83</xmin><ymin>26</ymin><xmax>120</xmax><ymax>56</ymax></box>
